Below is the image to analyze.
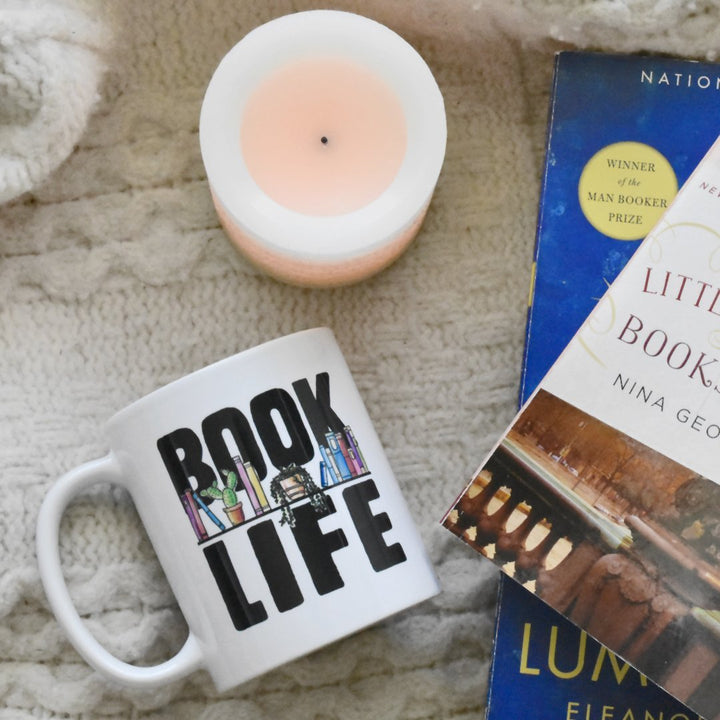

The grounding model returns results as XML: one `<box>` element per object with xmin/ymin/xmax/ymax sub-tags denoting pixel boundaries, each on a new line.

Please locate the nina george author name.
<box><xmin>613</xmin><ymin>372</ymin><xmax>720</xmax><ymax>441</ymax></box>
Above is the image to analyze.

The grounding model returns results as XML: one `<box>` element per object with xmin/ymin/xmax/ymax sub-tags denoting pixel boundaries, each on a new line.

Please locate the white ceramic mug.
<box><xmin>36</xmin><ymin>328</ymin><xmax>439</xmax><ymax>691</ymax></box>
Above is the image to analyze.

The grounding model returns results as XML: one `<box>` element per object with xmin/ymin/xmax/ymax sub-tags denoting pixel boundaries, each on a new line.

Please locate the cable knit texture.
<box><xmin>2</xmin><ymin>0</ymin><xmax>719</xmax><ymax>717</ymax></box>
<box><xmin>0</xmin><ymin>0</ymin><xmax>109</xmax><ymax>202</ymax></box>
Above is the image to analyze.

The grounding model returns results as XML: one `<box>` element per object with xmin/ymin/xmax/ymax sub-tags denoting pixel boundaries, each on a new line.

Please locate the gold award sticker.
<box><xmin>578</xmin><ymin>141</ymin><xmax>678</xmax><ymax>241</ymax></box>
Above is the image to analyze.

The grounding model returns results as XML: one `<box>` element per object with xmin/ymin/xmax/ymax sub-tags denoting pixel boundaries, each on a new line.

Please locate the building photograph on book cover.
<box><xmin>444</xmin><ymin>387</ymin><xmax>720</xmax><ymax>718</ymax></box>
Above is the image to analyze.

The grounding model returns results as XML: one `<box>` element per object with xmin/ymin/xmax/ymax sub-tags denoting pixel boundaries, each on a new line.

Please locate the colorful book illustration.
<box><xmin>325</xmin><ymin>432</ymin><xmax>351</xmax><ymax>479</ymax></box>
<box><xmin>244</xmin><ymin>460</ymin><xmax>270</xmax><ymax>511</ymax></box>
<box><xmin>319</xmin><ymin>427</ymin><xmax>368</xmax><ymax>483</ymax></box>
<box><xmin>443</xmin><ymin>136</ymin><xmax>720</xmax><ymax>719</ymax></box>
<box><xmin>344</xmin><ymin>425</ymin><xmax>366</xmax><ymax>473</ymax></box>
<box><xmin>336</xmin><ymin>432</ymin><xmax>360</xmax><ymax>475</ymax></box>
<box><xmin>319</xmin><ymin>445</ymin><xmax>340</xmax><ymax>485</ymax></box>
<box><xmin>179</xmin><ymin>424</ymin><xmax>369</xmax><ymax>540</ymax></box>
<box><xmin>521</xmin><ymin>51</ymin><xmax>720</xmax><ymax>405</ymax></box>
<box><xmin>193</xmin><ymin>491</ymin><xmax>226</xmax><ymax>531</ymax></box>
<box><xmin>487</xmin><ymin>575</ymin><xmax>702</xmax><ymax>719</ymax></box>
<box><xmin>233</xmin><ymin>454</ymin><xmax>270</xmax><ymax>516</ymax></box>
<box><xmin>180</xmin><ymin>490</ymin><xmax>209</xmax><ymax>541</ymax></box>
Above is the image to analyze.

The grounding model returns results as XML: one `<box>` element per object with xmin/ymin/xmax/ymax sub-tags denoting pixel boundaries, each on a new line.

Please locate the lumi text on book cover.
<box><xmin>443</xmin><ymin>137</ymin><xmax>720</xmax><ymax>720</ymax></box>
<box><xmin>487</xmin><ymin>575</ymin><xmax>702</xmax><ymax>720</ymax></box>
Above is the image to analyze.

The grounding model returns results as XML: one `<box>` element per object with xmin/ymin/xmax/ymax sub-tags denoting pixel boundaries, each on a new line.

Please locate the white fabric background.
<box><xmin>2</xmin><ymin>1</ymin><xmax>719</xmax><ymax>717</ymax></box>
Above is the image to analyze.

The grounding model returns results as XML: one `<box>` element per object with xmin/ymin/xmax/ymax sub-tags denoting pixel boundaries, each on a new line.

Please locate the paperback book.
<box><xmin>488</xmin><ymin>575</ymin><xmax>701</xmax><ymax>719</ymax></box>
<box><xmin>521</xmin><ymin>51</ymin><xmax>720</xmax><ymax>405</ymax></box>
<box><xmin>444</xmin><ymin>136</ymin><xmax>720</xmax><ymax>720</ymax></box>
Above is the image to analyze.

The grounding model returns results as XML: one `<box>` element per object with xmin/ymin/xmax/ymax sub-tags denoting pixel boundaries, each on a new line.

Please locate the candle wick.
<box><xmin>321</xmin><ymin>136</ymin><xmax>328</xmax><ymax>145</ymax></box>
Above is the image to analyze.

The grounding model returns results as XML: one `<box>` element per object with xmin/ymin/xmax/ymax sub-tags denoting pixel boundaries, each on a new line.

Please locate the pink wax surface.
<box><xmin>240</xmin><ymin>57</ymin><xmax>407</xmax><ymax>216</ymax></box>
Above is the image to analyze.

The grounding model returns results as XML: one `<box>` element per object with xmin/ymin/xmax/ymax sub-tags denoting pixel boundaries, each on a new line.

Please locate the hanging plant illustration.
<box><xmin>200</xmin><ymin>470</ymin><xmax>245</xmax><ymax>526</ymax></box>
<box><xmin>270</xmin><ymin>463</ymin><xmax>329</xmax><ymax>527</ymax></box>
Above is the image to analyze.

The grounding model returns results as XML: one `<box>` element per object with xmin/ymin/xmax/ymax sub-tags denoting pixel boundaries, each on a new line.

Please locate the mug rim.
<box><xmin>106</xmin><ymin>326</ymin><xmax>333</xmax><ymax>430</ymax></box>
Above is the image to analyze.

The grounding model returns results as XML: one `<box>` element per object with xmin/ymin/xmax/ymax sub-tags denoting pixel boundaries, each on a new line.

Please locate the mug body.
<box><xmin>105</xmin><ymin>327</ymin><xmax>439</xmax><ymax>690</ymax></box>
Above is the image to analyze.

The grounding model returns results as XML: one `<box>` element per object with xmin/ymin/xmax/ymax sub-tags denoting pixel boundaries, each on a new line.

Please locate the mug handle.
<box><xmin>36</xmin><ymin>454</ymin><xmax>205</xmax><ymax>687</ymax></box>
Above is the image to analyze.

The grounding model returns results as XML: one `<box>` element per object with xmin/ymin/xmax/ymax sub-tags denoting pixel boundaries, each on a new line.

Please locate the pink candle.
<box><xmin>200</xmin><ymin>11</ymin><xmax>446</xmax><ymax>287</ymax></box>
<box><xmin>240</xmin><ymin>57</ymin><xmax>407</xmax><ymax>217</ymax></box>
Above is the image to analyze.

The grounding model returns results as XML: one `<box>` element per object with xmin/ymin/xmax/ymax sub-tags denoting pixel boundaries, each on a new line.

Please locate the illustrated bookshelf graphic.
<box><xmin>487</xmin><ymin>575</ymin><xmax>702</xmax><ymax>720</ymax></box>
<box><xmin>521</xmin><ymin>51</ymin><xmax>720</xmax><ymax>405</ymax></box>
<box><xmin>179</xmin><ymin>424</ymin><xmax>370</xmax><ymax>541</ymax></box>
<box><xmin>444</xmin><ymin>136</ymin><xmax>720</xmax><ymax>719</ymax></box>
<box><xmin>318</xmin><ymin>426</ymin><xmax>367</xmax><ymax>485</ymax></box>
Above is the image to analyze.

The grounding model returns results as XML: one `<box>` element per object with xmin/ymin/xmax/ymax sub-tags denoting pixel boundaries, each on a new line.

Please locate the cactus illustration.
<box><xmin>200</xmin><ymin>470</ymin><xmax>239</xmax><ymax>508</ymax></box>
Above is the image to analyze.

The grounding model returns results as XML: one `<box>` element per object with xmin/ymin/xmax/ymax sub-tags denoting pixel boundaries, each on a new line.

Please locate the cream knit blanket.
<box><xmin>2</xmin><ymin>1</ymin><xmax>718</xmax><ymax>718</ymax></box>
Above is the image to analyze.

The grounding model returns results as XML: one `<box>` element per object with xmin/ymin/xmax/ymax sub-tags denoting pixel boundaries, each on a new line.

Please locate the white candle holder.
<box><xmin>199</xmin><ymin>10</ymin><xmax>446</xmax><ymax>288</ymax></box>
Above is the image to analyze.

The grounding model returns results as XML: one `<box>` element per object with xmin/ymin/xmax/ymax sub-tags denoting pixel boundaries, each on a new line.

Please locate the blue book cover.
<box><xmin>520</xmin><ymin>51</ymin><xmax>720</xmax><ymax>405</ymax></box>
<box><xmin>487</xmin><ymin>575</ymin><xmax>703</xmax><ymax>720</ymax></box>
